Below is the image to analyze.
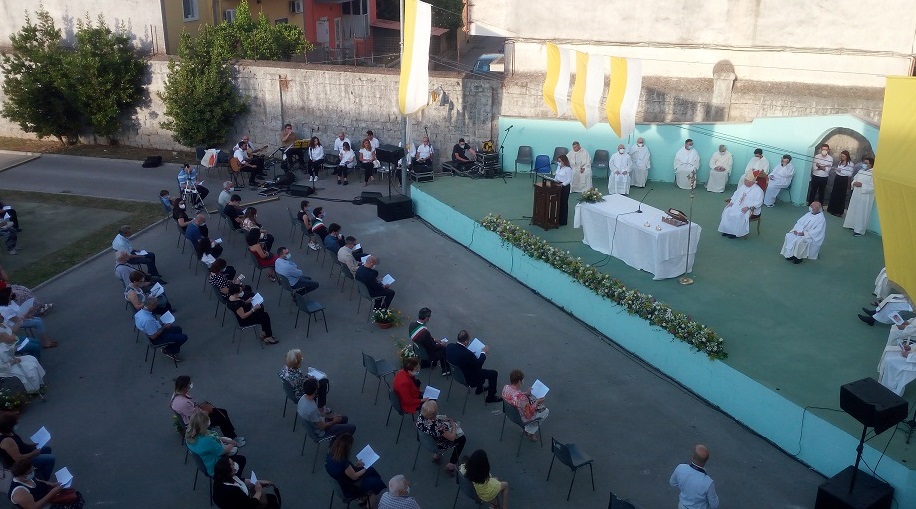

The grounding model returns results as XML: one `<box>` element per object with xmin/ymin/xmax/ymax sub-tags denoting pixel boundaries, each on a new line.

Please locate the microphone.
<box><xmin>636</xmin><ymin>188</ymin><xmax>653</xmax><ymax>213</ymax></box>
<box><xmin>504</xmin><ymin>125</ymin><xmax>514</xmax><ymax>132</ymax></box>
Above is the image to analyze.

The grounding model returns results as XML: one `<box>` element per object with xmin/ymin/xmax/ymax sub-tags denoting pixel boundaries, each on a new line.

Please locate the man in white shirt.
<box><xmin>274</xmin><ymin>247</ymin><xmax>319</xmax><ymax>294</ymax></box>
<box><xmin>780</xmin><ymin>201</ymin><xmax>826</xmax><ymax>264</ymax></box>
<box><xmin>807</xmin><ymin>143</ymin><xmax>832</xmax><ymax>205</ymax></box>
<box><xmin>333</xmin><ymin>131</ymin><xmax>351</xmax><ymax>154</ymax></box>
<box><xmin>568</xmin><ymin>141</ymin><xmax>592</xmax><ymax>193</ymax></box>
<box><xmin>743</xmin><ymin>148</ymin><xmax>770</xmax><ymax>180</ymax></box>
<box><xmin>669</xmin><ymin>444</ymin><xmax>719</xmax><ymax>509</ymax></box>
<box><xmin>366</xmin><ymin>130</ymin><xmax>380</xmax><ymax>151</ymax></box>
<box><xmin>717</xmin><ymin>174</ymin><xmax>764</xmax><ymax>239</ymax></box>
<box><xmin>626</xmin><ymin>137</ymin><xmax>651</xmax><ymax>188</ymax></box>
<box><xmin>233</xmin><ymin>136</ymin><xmax>264</xmax><ymax>186</ymax></box>
<box><xmin>337</xmin><ymin>236</ymin><xmax>361</xmax><ymax>276</ymax></box>
<box><xmin>112</xmin><ymin>225</ymin><xmax>163</xmax><ymax>278</ymax></box>
<box><xmin>217</xmin><ymin>181</ymin><xmax>235</xmax><ymax>208</ymax></box>
<box><xmin>763</xmin><ymin>155</ymin><xmax>795</xmax><ymax>207</ymax></box>
<box><xmin>413</xmin><ymin>137</ymin><xmax>434</xmax><ymax>172</ymax></box>
<box><xmin>673</xmin><ymin>139</ymin><xmax>700</xmax><ymax>189</ymax></box>
<box><xmin>706</xmin><ymin>145</ymin><xmax>733</xmax><ymax>193</ymax></box>
<box><xmin>608</xmin><ymin>144</ymin><xmax>631</xmax><ymax>195</ymax></box>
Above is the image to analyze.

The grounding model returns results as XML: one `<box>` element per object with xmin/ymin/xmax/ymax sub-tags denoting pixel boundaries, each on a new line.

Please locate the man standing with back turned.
<box><xmin>669</xmin><ymin>444</ymin><xmax>719</xmax><ymax>509</ymax></box>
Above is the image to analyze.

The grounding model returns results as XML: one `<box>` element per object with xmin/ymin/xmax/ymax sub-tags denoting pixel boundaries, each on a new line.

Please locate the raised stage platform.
<box><xmin>411</xmin><ymin>173</ymin><xmax>916</xmax><ymax>499</ymax></box>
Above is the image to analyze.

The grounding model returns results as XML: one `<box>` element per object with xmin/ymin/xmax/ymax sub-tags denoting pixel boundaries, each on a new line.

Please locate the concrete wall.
<box><xmin>470</xmin><ymin>0</ymin><xmax>916</xmax><ymax>87</ymax></box>
<box><xmin>0</xmin><ymin>0</ymin><xmax>166</xmax><ymax>54</ymax></box>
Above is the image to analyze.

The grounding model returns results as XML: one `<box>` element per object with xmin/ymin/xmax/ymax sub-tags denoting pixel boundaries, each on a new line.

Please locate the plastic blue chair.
<box><xmin>531</xmin><ymin>155</ymin><xmax>551</xmax><ymax>181</ymax></box>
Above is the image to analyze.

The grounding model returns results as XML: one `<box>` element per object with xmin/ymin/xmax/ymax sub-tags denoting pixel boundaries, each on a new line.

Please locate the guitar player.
<box><xmin>232</xmin><ymin>136</ymin><xmax>269</xmax><ymax>186</ymax></box>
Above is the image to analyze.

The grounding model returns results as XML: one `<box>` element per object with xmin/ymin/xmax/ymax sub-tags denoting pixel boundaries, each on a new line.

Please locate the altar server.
<box><xmin>780</xmin><ymin>202</ymin><xmax>826</xmax><ymax>264</ymax></box>
<box><xmin>706</xmin><ymin>145</ymin><xmax>733</xmax><ymax>193</ymax></box>
<box><xmin>763</xmin><ymin>155</ymin><xmax>796</xmax><ymax>206</ymax></box>
<box><xmin>626</xmin><ymin>137</ymin><xmax>651</xmax><ymax>188</ymax></box>
<box><xmin>568</xmin><ymin>142</ymin><xmax>592</xmax><ymax>193</ymax></box>
<box><xmin>717</xmin><ymin>174</ymin><xmax>763</xmax><ymax>239</ymax></box>
<box><xmin>843</xmin><ymin>156</ymin><xmax>874</xmax><ymax>236</ymax></box>
<box><xmin>743</xmin><ymin>148</ymin><xmax>769</xmax><ymax>180</ymax></box>
<box><xmin>609</xmin><ymin>144</ymin><xmax>631</xmax><ymax>195</ymax></box>
<box><xmin>673</xmin><ymin>139</ymin><xmax>700</xmax><ymax>189</ymax></box>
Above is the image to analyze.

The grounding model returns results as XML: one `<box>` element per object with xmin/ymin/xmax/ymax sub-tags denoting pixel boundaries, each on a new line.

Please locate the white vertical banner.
<box><xmin>570</xmin><ymin>51</ymin><xmax>606</xmax><ymax>129</ymax></box>
<box><xmin>398</xmin><ymin>0</ymin><xmax>432</xmax><ymax>115</ymax></box>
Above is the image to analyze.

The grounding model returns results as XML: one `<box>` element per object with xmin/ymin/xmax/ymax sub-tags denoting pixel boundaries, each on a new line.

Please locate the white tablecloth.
<box><xmin>573</xmin><ymin>194</ymin><xmax>702</xmax><ymax>280</ymax></box>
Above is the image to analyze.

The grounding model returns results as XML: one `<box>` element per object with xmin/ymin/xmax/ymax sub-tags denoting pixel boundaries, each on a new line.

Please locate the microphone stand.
<box><xmin>679</xmin><ymin>169</ymin><xmax>697</xmax><ymax>285</ymax></box>
<box><xmin>499</xmin><ymin>125</ymin><xmax>512</xmax><ymax>183</ymax></box>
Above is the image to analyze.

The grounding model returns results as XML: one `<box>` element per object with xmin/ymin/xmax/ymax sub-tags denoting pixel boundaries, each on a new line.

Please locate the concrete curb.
<box><xmin>0</xmin><ymin>150</ymin><xmax>41</xmax><ymax>173</ymax></box>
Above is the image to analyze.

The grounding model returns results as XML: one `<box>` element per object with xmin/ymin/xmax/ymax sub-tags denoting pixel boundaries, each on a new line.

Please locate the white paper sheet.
<box><xmin>249</xmin><ymin>470</ymin><xmax>257</xmax><ymax>484</ymax></box>
<box><xmin>381</xmin><ymin>274</ymin><xmax>395</xmax><ymax>286</ymax></box>
<box><xmin>361</xmin><ymin>255</ymin><xmax>370</xmax><ymax>264</ymax></box>
<box><xmin>354</xmin><ymin>243</ymin><xmax>361</xmax><ymax>251</ymax></box>
<box><xmin>422</xmin><ymin>386</ymin><xmax>441</xmax><ymax>400</ymax></box>
<box><xmin>149</xmin><ymin>283</ymin><xmax>165</xmax><ymax>298</ymax></box>
<box><xmin>15</xmin><ymin>339</ymin><xmax>27</xmax><ymax>352</ymax></box>
<box><xmin>250</xmin><ymin>293</ymin><xmax>264</xmax><ymax>307</ymax></box>
<box><xmin>468</xmin><ymin>338</ymin><xmax>485</xmax><ymax>358</ymax></box>
<box><xmin>30</xmin><ymin>426</ymin><xmax>51</xmax><ymax>449</ymax></box>
<box><xmin>214</xmin><ymin>238</ymin><xmax>223</xmax><ymax>244</ymax></box>
<box><xmin>160</xmin><ymin>311</ymin><xmax>176</xmax><ymax>324</ymax></box>
<box><xmin>307</xmin><ymin>367</ymin><xmax>327</xmax><ymax>380</ymax></box>
<box><xmin>54</xmin><ymin>467</ymin><xmax>73</xmax><ymax>488</ymax></box>
<box><xmin>356</xmin><ymin>445</ymin><xmax>380</xmax><ymax>469</ymax></box>
<box><xmin>200</xmin><ymin>254</ymin><xmax>216</xmax><ymax>266</ymax></box>
<box><xmin>17</xmin><ymin>298</ymin><xmax>34</xmax><ymax>318</ymax></box>
<box><xmin>136</xmin><ymin>250</ymin><xmax>149</xmax><ymax>256</ymax></box>
<box><xmin>530</xmin><ymin>379</ymin><xmax>549</xmax><ymax>399</ymax></box>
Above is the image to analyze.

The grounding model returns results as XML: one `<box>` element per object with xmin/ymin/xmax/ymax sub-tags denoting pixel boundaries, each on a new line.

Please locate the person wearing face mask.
<box><xmin>568</xmin><ymin>141</ymin><xmax>592</xmax><ymax>193</ymax></box>
<box><xmin>170</xmin><ymin>375</ymin><xmax>245</xmax><ymax>446</ymax></box>
<box><xmin>843</xmin><ymin>156</ymin><xmax>875</xmax><ymax>236</ymax></box>
<box><xmin>827</xmin><ymin>150</ymin><xmax>854</xmax><ymax>216</ymax></box>
<box><xmin>273</xmin><ymin>247</ymin><xmax>319</xmax><ymax>295</ymax></box>
<box><xmin>0</xmin><ymin>414</ymin><xmax>55</xmax><ymax>481</ymax></box>
<box><xmin>217</xmin><ymin>181</ymin><xmax>235</xmax><ymax>208</ymax></box>
<box><xmin>10</xmin><ymin>458</ymin><xmax>84</xmax><ymax>509</ymax></box>
<box><xmin>355</xmin><ymin>256</ymin><xmax>395</xmax><ymax>309</ymax></box>
<box><xmin>673</xmin><ymin>139</ymin><xmax>700</xmax><ymax>189</ymax></box>
<box><xmin>393</xmin><ymin>357</ymin><xmax>427</xmax><ymax>415</ymax></box>
<box><xmin>186</xmin><ymin>214</ymin><xmax>222</xmax><ymax>258</ymax></box>
<box><xmin>742</xmin><ymin>148</ymin><xmax>770</xmax><ymax>182</ymax></box>
<box><xmin>177</xmin><ymin>163</ymin><xmax>209</xmax><ymax>209</ymax></box>
<box><xmin>706</xmin><ymin>145</ymin><xmax>733</xmax><ymax>193</ymax></box>
<box><xmin>780</xmin><ymin>201</ymin><xmax>826</xmax><ymax>264</ymax></box>
<box><xmin>807</xmin><ymin>143</ymin><xmax>833</xmax><ymax>205</ymax></box>
<box><xmin>553</xmin><ymin>155</ymin><xmax>572</xmax><ymax>226</ymax></box>
<box><xmin>451</xmin><ymin>138</ymin><xmax>475</xmax><ymax>173</ymax></box>
<box><xmin>227</xmin><ymin>283</ymin><xmax>278</xmax><ymax>345</ymax></box>
<box><xmin>717</xmin><ymin>174</ymin><xmax>764</xmax><ymax>239</ymax></box>
<box><xmin>763</xmin><ymin>155</ymin><xmax>795</xmax><ymax>206</ymax></box>
<box><xmin>213</xmin><ymin>455</ymin><xmax>280</xmax><ymax>509</ymax></box>
<box><xmin>609</xmin><ymin>143</ymin><xmax>632</xmax><ymax>195</ymax></box>
<box><xmin>626</xmin><ymin>137</ymin><xmax>651</xmax><ymax>188</ymax></box>
<box><xmin>379</xmin><ymin>475</ymin><xmax>421</xmax><ymax>509</ymax></box>
<box><xmin>185</xmin><ymin>410</ymin><xmax>246</xmax><ymax>478</ymax></box>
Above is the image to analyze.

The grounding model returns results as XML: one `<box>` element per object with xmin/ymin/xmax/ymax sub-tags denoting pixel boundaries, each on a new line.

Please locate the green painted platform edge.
<box><xmin>411</xmin><ymin>185</ymin><xmax>916</xmax><ymax>498</ymax></box>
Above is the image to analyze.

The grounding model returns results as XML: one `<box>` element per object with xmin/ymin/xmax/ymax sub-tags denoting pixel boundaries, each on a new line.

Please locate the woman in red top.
<box><xmin>392</xmin><ymin>357</ymin><xmax>425</xmax><ymax>414</ymax></box>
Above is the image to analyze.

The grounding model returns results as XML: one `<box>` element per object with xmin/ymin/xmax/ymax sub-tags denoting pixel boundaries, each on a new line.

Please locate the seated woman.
<box><xmin>323</xmin><ymin>223</ymin><xmax>345</xmax><ymax>253</ymax></box>
<box><xmin>125</xmin><ymin>270</ymin><xmax>171</xmax><ymax>315</ymax></box>
<box><xmin>207</xmin><ymin>258</ymin><xmax>240</xmax><ymax>296</ymax></box>
<box><xmin>212</xmin><ymin>456</ymin><xmax>280</xmax><ymax>509</ymax></box>
<box><xmin>501</xmin><ymin>369</ymin><xmax>549</xmax><ymax>441</ymax></box>
<box><xmin>416</xmin><ymin>400</ymin><xmax>466</xmax><ymax>476</ymax></box>
<box><xmin>9</xmin><ymin>458</ymin><xmax>84</xmax><ymax>509</ymax></box>
<box><xmin>296</xmin><ymin>200</ymin><xmax>320</xmax><ymax>251</ymax></box>
<box><xmin>0</xmin><ymin>329</ymin><xmax>45</xmax><ymax>394</ymax></box>
<box><xmin>358</xmin><ymin>139</ymin><xmax>377</xmax><ymax>187</ymax></box>
<box><xmin>195</xmin><ymin>234</ymin><xmax>224</xmax><ymax>262</ymax></box>
<box><xmin>460</xmin><ymin>449</ymin><xmax>509</xmax><ymax>509</ymax></box>
<box><xmin>185</xmin><ymin>410</ymin><xmax>246</xmax><ymax>478</ymax></box>
<box><xmin>0</xmin><ymin>414</ymin><xmax>55</xmax><ymax>481</ymax></box>
<box><xmin>172</xmin><ymin>197</ymin><xmax>192</xmax><ymax>231</ymax></box>
<box><xmin>245</xmin><ymin>229</ymin><xmax>278</xmax><ymax>283</ymax></box>
<box><xmin>240</xmin><ymin>207</ymin><xmax>274</xmax><ymax>252</ymax></box>
<box><xmin>279</xmin><ymin>348</ymin><xmax>331</xmax><ymax>414</ymax></box>
<box><xmin>336</xmin><ymin>141</ymin><xmax>355</xmax><ymax>186</ymax></box>
<box><xmin>0</xmin><ymin>287</ymin><xmax>57</xmax><ymax>348</ymax></box>
<box><xmin>325</xmin><ymin>432</ymin><xmax>385</xmax><ymax>509</ymax></box>
<box><xmin>170</xmin><ymin>375</ymin><xmax>244</xmax><ymax>446</ymax></box>
<box><xmin>0</xmin><ymin>266</ymin><xmax>52</xmax><ymax>316</ymax></box>
<box><xmin>393</xmin><ymin>357</ymin><xmax>425</xmax><ymax>415</ymax></box>
<box><xmin>0</xmin><ymin>315</ymin><xmax>41</xmax><ymax>361</ymax></box>
<box><xmin>227</xmin><ymin>283</ymin><xmax>277</xmax><ymax>345</ymax></box>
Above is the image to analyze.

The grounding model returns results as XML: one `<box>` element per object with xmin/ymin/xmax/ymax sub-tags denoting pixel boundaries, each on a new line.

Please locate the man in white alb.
<box><xmin>878</xmin><ymin>318</ymin><xmax>916</xmax><ymax>396</ymax></box>
<box><xmin>568</xmin><ymin>141</ymin><xmax>592</xmax><ymax>193</ymax></box>
<box><xmin>670</xmin><ymin>444</ymin><xmax>719</xmax><ymax>509</ymax></box>
<box><xmin>705</xmin><ymin>145</ymin><xmax>733</xmax><ymax>193</ymax></box>
<box><xmin>780</xmin><ymin>201</ymin><xmax>826</xmax><ymax>264</ymax></box>
<box><xmin>859</xmin><ymin>294</ymin><xmax>914</xmax><ymax>327</ymax></box>
<box><xmin>843</xmin><ymin>156</ymin><xmax>874</xmax><ymax>236</ymax></box>
<box><xmin>743</xmin><ymin>148</ymin><xmax>770</xmax><ymax>181</ymax></box>
<box><xmin>673</xmin><ymin>139</ymin><xmax>700</xmax><ymax>189</ymax></box>
<box><xmin>608</xmin><ymin>144</ymin><xmax>631</xmax><ymax>195</ymax></box>
<box><xmin>626</xmin><ymin>137</ymin><xmax>651</xmax><ymax>188</ymax></box>
<box><xmin>333</xmin><ymin>131</ymin><xmax>351</xmax><ymax>155</ymax></box>
<box><xmin>763</xmin><ymin>155</ymin><xmax>795</xmax><ymax>207</ymax></box>
<box><xmin>717</xmin><ymin>174</ymin><xmax>763</xmax><ymax>239</ymax></box>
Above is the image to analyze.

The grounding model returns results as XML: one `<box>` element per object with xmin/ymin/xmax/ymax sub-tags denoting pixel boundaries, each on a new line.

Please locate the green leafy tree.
<box><xmin>430</xmin><ymin>0</ymin><xmax>463</xmax><ymax>30</ymax></box>
<box><xmin>159</xmin><ymin>26</ymin><xmax>247</xmax><ymax>147</ymax></box>
<box><xmin>0</xmin><ymin>10</ymin><xmax>80</xmax><ymax>144</ymax></box>
<box><xmin>217</xmin><ymin>0</ymin><xmax>310</xmax><ymax>61</ymax></box>
<box><xmin>69</xmin><ymin>16</ymin><xmax>146</xmax><ymax>139</ymax></box>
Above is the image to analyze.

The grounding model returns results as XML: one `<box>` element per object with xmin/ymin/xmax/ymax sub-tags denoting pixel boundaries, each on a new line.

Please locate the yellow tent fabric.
<box><xmin>874</xmin><ymin>76</ymin><xmax>916</xmax><ymax>301</ymax></box>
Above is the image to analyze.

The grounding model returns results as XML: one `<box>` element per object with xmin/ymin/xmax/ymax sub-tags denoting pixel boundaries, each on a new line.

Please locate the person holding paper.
<box><xmin>217</xmin><ymin>181</ymin><xmax>235</xmax><ymax>208</ymax></box>
<box><xmin>185</xmin><ymin>410</ymin><xmax>246</xmax><ymax>477</ymax></box>
<box><xmin>241</xmin><ymin>208</ymin><xmax>275</xmax><ymax>253</ymax></box>
<box><xmin>114</xmin><ymin>251</ymin><xmax>163</xmax><ymax>289</ymax></box>
<box><xmin>111</xmin><ymin>225</ymin><xmax>163</xmax><ymax>278</ymax></box>
<box><xmin>379</xmin><ymin>475</ymin><xmax>421</xmax><ymax>509</ymax></box>
<box><xmin>0</xmin><ymin>212</ymin><xmax>19</xmax><ymax>256</ymax></box>
<box><xmin>325</xmin><ymin>433</ymin><xmax>386</xmax><ymax>508</ymax></box>
<box><xmin>393</xmin><ymin>358</ymin><xmax>426</xmax><ymax>414</ymax></box>
<box><xmin>213</xmin><ymin>456</ymin><xmax>280</xmax><ymax>509</ymax></box>
<box><xmin>245</xmin><ymin>229</ymin><xmax>278</xmax><ymax>283</ymax></box>
<box><xmin>274</xmin><ymin>248</ymin><xmax>320</xmax><ymax>295</ymax></box>
<box><xmin>356</xmin><ymin>256</ymin><xmax>395</xmax><ymax>309</ymax></box>
<box><xmin>195</xmin><ymin>235</ymin><xmax>223</xmax><ymax>266</ymax></box>
<box><xmin>0</xmin><ymin>331</ymin><xmax>45</xmax><ymax>394</ymax></box>
<box><xmin>207</xmin><ymin>259</ymin><xmax>242</xmax><ymax>297</ymax></box>
<box><xmin>501</xmin><ymin>370</ymin><xmax>549</xmax><ymax>441</ymax></box>
<box><xmin>9</xmin><ymin>458</ymin><xmax>82</xmax><ymax>509</ymax></box>
<box><xmin>279</xmin><ymin>349</ymin><xmax>332</xmax><ymax>414</ymax></box>
<box><xmin>134</xmin><ymin>297</ymin><xmax>187</xmax><ymax>362</ymax></box>
<box><xmin>298</xmin><ymin>378</ymin><xmax>355</xmax><ymax>440</ymax></box>
<box><xmin>296</xmin><ymin>200</ymin><xmax>321</xmax><ymax>252</ymax></box>
<box><xmin>323</xmin><ymin>223</ymin><xmax>345</xmax><ymax>253</ymax></box>
<box><xmin>0</xmin><ymin>315</ymin><xmax>41</xmax><ymax>361</ymax></box>
<box><xmin>172</xmin><ymin>197</ymin><xmax>192</xmax><ymax>232</ymax></box>
<box><xmin>878</xmin><ymin>339</ymin><xmax>916</xmax><ymax>396</ymax></box>
<box><xmin>124</xmin><ymin>271</ymin><xmax>171</xmax><ymax>315</ymax></box>
<box><xmin>446</xmin><ymin>331</ymin><xmax>501</xmax><ymax>403</ymax></box>
<box><xmin>227</xmin><ymin>284</ymin><xmax>277</xmax><ymax>345</ymax></box>
<box><xmin>186</xmin><ymin>214</ymin><xmax>223</xmax><ymax>259</ymax></box>
<box><xmin>337</xmin><ymin>237</ymin><xmax>362</xmax><ymax>276</ymax></box>
<box><xmin>416</xmin><ymin>400</ymin><xmax>466</xmax><ymax>477</ymax></box>
<box><xmin>459</xmin><ymin>450</ymin><xmax>509</xmax><ymax>509</ymax></box>
<box><xmin>0</xmin><ymin>287</ymin><xmax>57</xmax><ymax>348</ymax></box>
<box><xmin>410</xmin><ymin>308</ymin><xmax>451</xmax><ymax>376</ymax></box>
<box><xmin>0</xmin><ymin>200</ymin><xmax>21</xmax><ymax>232</ymax></box>
<box><xmin>223</xmin><ymin>194</ymin><xmax>245</xmax><ymax>228</ymax></box>
<box><xmin>171</xmin><ymin>375</ymin><xmax>244</xmax><ymax>446</ymax></box>
<box><xmin>0</xmin><ymin>266</ymin><xmax>52</xmax><ymax>316</ymax></box>
<box><xmin>554</xmin><ymin>155</ymin><xmax>572</xmax><ymax>226</ymax></box>
<box><xmin>0</xmin><ymin>415</ymin><xmax>55</xmax><ymax>481</ymax></box>
<box><xmin>859</xmin><ymin>294</ymin><xmax>914</xmax><ymax>327</ymax></box>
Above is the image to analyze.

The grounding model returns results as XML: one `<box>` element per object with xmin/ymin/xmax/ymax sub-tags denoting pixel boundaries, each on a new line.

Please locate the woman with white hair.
<box><xmin>415</xmin><ymin>400</ymin><xmax>466</xmax><ymax>477</ymax></box>
<box><xmin>278</xmin><ymin>349</ymin><xmax>331</xmax><ymax>414</ymax></box>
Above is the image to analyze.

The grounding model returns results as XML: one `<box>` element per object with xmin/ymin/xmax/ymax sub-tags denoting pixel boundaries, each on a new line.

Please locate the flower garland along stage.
<box><xmin>480</xmin><ymin>214</ymin><xmax>727</xmax><ymax>359</ymax></box>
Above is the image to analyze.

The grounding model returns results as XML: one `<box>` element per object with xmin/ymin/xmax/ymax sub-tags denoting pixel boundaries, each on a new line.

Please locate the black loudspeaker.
<box><xmin>141</xmin><ymin>155</ymin><xmax>163</xmax><ymax>168</ymax></box>
<box><xmin>608</xmin><ymin>491</ymin><xmax>637</xmax><ymax>509</ymax></box>
<box><xmin>288</xmin><ymin>184</ymin><xmax>314</xmax><ymax>197</ymax></box>
<box><xmin>839</xmin><ymin>378</ymin><xmax>908</xmax><ymax>434</ymax></box>
<box><xmin>360</xmin><ymin>191</ymin><xmax>383</xmax><ymax>205</ymax></box>
<box><xmin>376</xmin><ymin>144</ymin><xmax>405</xmax><ymax>165</ymax></box>
<box><xmin>815</xmin><ymin>466</ymin><xmax>893</xmax><ymax>509</ymax></box>
<box><xmin>377</xmin><ymin>196</ymin><xmax>413</xmax><ymax>222</ymax></box>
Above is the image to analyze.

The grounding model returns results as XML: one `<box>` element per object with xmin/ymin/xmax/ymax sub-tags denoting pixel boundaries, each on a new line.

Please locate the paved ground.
<box><xmin>0</xmin><ymin>155</ymin><xmax>824</xmax><ymax>508</ymax></box>
<box><xmin>0</xmin><ymin>151</ymin><xmax>39</xmax><ymax>172</ymax></box>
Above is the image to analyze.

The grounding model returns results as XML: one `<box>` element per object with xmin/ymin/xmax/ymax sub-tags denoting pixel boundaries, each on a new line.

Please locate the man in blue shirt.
<box><xmin>185</xmin><ymin>214</ymin><xmax>222</xmax><ymax>258</ymax></box>
<box><xmin>134</xmin><ymin>297</ymin><xmax>187</xmax><ymax>362</ymax></box>
<box><xmin>274</xmin><ymin>247</ymin><xmax>319</xmax><ymax>294</ymax></box>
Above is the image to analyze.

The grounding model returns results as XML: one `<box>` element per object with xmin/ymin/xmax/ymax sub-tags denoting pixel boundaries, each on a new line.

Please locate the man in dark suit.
<box><xmin>445</xmin><ymin>329</ymin><xmax>501</xmax><ymax>403</ymax></box>
<box><xmin>355</xmin><ymin>255</ymin><xmax>395</xmax><ymax>309</ymax></box>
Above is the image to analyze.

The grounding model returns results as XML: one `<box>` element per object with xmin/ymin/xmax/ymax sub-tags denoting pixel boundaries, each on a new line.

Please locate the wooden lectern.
<box><xmin>532</xmin><ymin>177</ymin><xmax>561</xmax><ymax>230</ymax></box>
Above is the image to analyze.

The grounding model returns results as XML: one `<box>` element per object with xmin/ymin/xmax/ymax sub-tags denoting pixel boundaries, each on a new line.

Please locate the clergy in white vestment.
<box><xmin>568</xmin><ymin>141</ymin><xmax>592</xmax><ymax>193</ymax></box>
<box><xmin>860</xmin><ymin>294</ymin><xmax>914</xmax><ymax>327</ymax></box>
<box><xmin>609</xmin><ymin>144</ymin><xmax>632</xmax><ymax>195</ymax></box>
<box><xmin>875</xmin><ymin>267</ymin><xmax>891</xmax><ymax>301</ymax></box>
<box><xmin>673</xmin><ymin>139</ymin><xmax>700</xmax><ymax>189</ymax></box>
<box><xmin>717</xmin><ymin>174</ymin><xmax>764</xmax><ymax>238</ymax></box>
<box><xmin>626</xmin><ymin>137</ymin><xmax>651</xmax><ymax>188</ymax></box>
<box><xmin>743</xmin><ymin>148</ymin><xmax>770</xmax><ymax>180</ymax></box>
<box><xmin>780</xmin><ymin>201</ymin><xmax>826</xmax><ymax>263</ymax></box>
<box><xmin>763</xmin><ymin>155</ymin><xmax>796</xmax><ymax>206</ymax></box>
<box><xmin>706</xmin><ymin>145</ymin><xmax>733</xmax><ymax>193</ymax></box>
<box><xmin>878</xmin><ymin>321</ymin><xmax>916</xmax><ymax>396</ymax></box>
<box><xmin>843</xmin><ymin>156</ymin><xmax>874</xmax><ymax>236</ymax></box>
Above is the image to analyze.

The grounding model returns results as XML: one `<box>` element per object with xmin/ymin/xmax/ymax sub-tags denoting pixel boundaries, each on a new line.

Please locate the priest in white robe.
<box><xmin>718</xmin><ymin>174</ymin><xmax>764</xmax><ymax>238</ymax></box>
<box><xmin>568</xmin><ymin>141</ymin><xmax>592</xmax><ymax>193</ymax></box>
<box><xmin>764</xmin><ymin>155</ymin><xmax>796</xmax><ymax>206</ymax></box>
<box><xmin>780</xmin><ymin>201</ymin><xmax>826</xmax><ymax>263</ymax></box>
<box><xmin>626</xmin><ymin>137</ymin><xmax>651</xmax><ymax>188</ymax></box>
<box><xmin>878</xmin><ymin>321</ymin><xmax>916</xmax><ymax>396</ymax></box>
<box><xmin>608</xmin><ymin>144</ymin><xmax>631</xmax><ymax>195</ymax></box>
<box><xmin>706</xmin><ymin>145</ymin><xmax>733</xmax><ymax>193</ymax></box>
<box><xmin>843</xmin><ymin>156</ymin><xmax>874</xmax><ymax>236</ymax></box>
<box><xmin>859</xmin><ymin>294</ymin><xmax>914</xmax><ymax>326</ymax></box>
<box><xmin>874</xmin><ymin>267</ymin><xmax>891</xmax><ymax>302</ymax></box>
<box><xmin>673</xmin><ymin>139</ymin><xmax>700</xmax><ymax>189</ymax></box>
<box><xmin>743</xmin><ymin>148</ymin><xmax>770</xmax><ymax>181</ymax></box>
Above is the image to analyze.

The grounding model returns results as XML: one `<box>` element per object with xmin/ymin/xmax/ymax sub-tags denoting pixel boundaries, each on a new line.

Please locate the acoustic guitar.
<box><xmin>229</xmin><ymin>145</ymin><xmax>269</xmax><ymax>173</ymax></box>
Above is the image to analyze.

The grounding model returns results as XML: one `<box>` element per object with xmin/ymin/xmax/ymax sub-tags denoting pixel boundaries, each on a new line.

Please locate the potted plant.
<box><xmin>395</xmin><ymin>338</ymin><xmax>419</xmax><ymax>363</ymax></box>
<box><xmin>371</xmin><ymin>308</ymin><xmax>404</xmax><ymax>329</ymax></box>
<box><xmin>0</xmin><ymin>385</ymin><xmax>30</xmax><ymax>415</ymax></box>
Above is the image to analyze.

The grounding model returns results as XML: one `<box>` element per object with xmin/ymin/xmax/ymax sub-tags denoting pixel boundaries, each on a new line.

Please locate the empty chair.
<box><xmin>446</xmin><ymin>368</ymin><xmax>475</xmax><ymax>415</ymax></box>
<box><xmin>514</xmin><ymin>145</ymin><xmax>534</xmax><ymax>174</ymax></box>
<box><xmin>300</xmin><ymin>418</ymin><xmax>334</xmax><ymax>473</ymax></box>
<box><xmin>280</xmin><ymin>379</ymin><xmax>299</xmax><ymax>432</ymax></box>
<box><xmin>327</xmin><ymin>475</ymin><xmax>361</xmax><ymax>509</ymax></box>
<box><xmin>293</xmin><ymin>293</ymin><xmax>328</xmax><ymax>338</ymax></box>
<box><xmin>413</xmin><ymin>344</ymin><xmax>434</xmax><ymax>384</ymax></box>
<box><xmin>172</xmin><ymin>410</ymin><xmax>191</xmax><ymax>464</ymax></box>
<box><xmin>143</xmin><ymin>336</ymin><xmax>179</xmax><ymax>374</ymax></box>
<box><xmin>531</xmin><ymin>155</ymin><xmax>552</xmax><ymax>181</ymax></box>
<box><xmin>551</xmin><ymin>146</ymin><xmax>569</xmax><ymax>170</ymax></box>
<box><xmin>547</xmin><ymin>437</ymin><xmax>595</xmax><ymax>501</ymax></box>
<box><xmin>592</xmin><ymin>149</ymin><xmax>611</xmax><ymax>180</ymax></box>
<box><xmin>361</xmin><ymin>352</ymin><xmax>397</xmax><ymax>405</ymax></box>
<box><xmin>499</xmin><ymin>400</ymin><xmax>543</xmax><ymax>457</ymax></box>
<box><xmin>385</xmin><ymin>388</ymin><xmax>415</xmax><ymax>444</ymax></box>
